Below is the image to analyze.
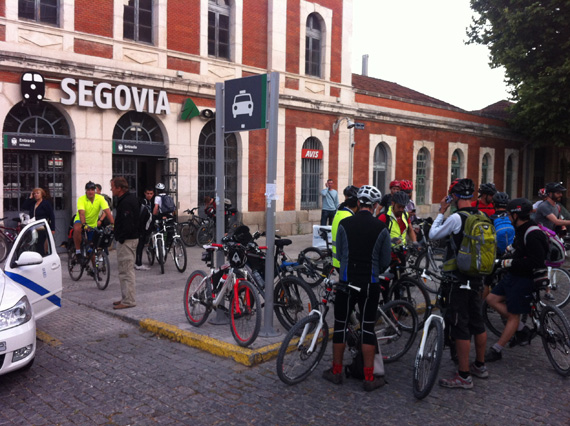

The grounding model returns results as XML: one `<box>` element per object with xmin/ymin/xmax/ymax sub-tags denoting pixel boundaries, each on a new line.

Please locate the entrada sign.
<box><xmin>60</xmin><ymin>78</ymin><xmax>171</xmax><ymax>115</ymax></box>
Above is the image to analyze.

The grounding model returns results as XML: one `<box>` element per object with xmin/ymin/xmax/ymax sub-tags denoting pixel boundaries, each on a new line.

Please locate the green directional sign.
<box><xmin>181</xmin><ymin>98</ymin><xmax>200</xmax><ymax>121</ymax></box>
<box><xmin>224</xmin><ymin>74</ymin><xmax>267</xmax><ymax>133</ymax></box>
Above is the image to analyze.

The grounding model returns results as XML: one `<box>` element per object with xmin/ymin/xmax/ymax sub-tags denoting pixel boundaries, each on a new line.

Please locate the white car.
<box><xmin>0</xmin><ymin>219</ymin><xmax>62</xmax><ymax>376</ymax></box>
<box><xmin>232</xmin><ymin>90</ymin><xmax>254</xmax><ymax>118</ymax></box>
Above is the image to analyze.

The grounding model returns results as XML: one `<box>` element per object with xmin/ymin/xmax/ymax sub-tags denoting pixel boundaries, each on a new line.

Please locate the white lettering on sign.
<box><xmin>60</xmin><ymin>78</ymin><xmax>171</xmax><ymax>115</ymax></box>
<box><xmin>302</xmin><ymin>149</ymin><xmax>323</xmax><ymax>159</ymax></box>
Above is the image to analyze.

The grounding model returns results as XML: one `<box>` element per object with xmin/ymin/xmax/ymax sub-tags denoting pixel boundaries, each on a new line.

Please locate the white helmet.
<box><xmin>357</xmin><ymin>185</ymin><xmax>382</xmax><ymax>205</ymax></box>
<box><xmin>155</xmin><ymin>183</ymin><xmax>165</xmax><ymax>191</ymax></box>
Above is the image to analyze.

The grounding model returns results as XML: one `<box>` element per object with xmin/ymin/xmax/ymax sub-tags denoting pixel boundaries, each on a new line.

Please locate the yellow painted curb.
<box><xmin>36</xmin><ymin>330</ymin><xmax>62</xmax><ymax>347</ymax></box>
<box><xmin>139</xmin><ymin>318</ymin><xmax>283</xmax><ymax>366</ymax></box>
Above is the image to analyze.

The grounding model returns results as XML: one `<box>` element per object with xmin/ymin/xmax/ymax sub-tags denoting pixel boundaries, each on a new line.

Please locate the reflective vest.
<box><xmin>387</xmin><ymin>206</ymin><xmax>409</xmax><ymax>246</ymax></box>
<box><xmin>331</xmin><ymin>207</ymin><xmax>355</xmax><ymax>268</ymax></box>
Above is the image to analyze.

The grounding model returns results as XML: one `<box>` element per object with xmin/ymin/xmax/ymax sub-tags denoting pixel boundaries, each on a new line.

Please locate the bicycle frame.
<box><xmin>416</xmin><ymin>314</ymin><xmax>445</xmax><ymax>357</ymax></box>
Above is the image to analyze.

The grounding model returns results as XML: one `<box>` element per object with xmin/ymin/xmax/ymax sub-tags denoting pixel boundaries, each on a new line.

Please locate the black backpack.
<box><xmin>160</xmin><ymin>194</ymin><xmax>176</xmax><ymax>214</ymax></box>
<box><xmin>139</xmin><ymin>203</ymin><xmax>152</xmax><ymax>232</ymax></box>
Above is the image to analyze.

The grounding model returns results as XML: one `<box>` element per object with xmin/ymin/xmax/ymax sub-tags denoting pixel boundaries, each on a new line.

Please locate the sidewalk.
<box><xmin>62</xmin><ymin>233</ymin><xmax>317</xmax><ymax>366</ymax></box>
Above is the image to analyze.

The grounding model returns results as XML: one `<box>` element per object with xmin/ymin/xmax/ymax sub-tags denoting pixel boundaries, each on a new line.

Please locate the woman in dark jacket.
<box><xmin>22</xmin><ymin>187</ymin><xmax>56</xmax><ymax>233</ymax></box>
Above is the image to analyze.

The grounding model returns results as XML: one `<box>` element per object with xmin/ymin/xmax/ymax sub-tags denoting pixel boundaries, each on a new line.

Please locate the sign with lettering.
<box><xmin>302</xmin><ymin>149</ymin><xmax>323</xmax><ymax>159</ymax></box>
<box><xmin>3</xmin><ymin>134</ymin><xmax>72</xmax><ymax>152</ymax></box>
<box><xmin>112</xmin><ymin>140</ymin><xmax>166</xmax><ymax>157</ymax></box>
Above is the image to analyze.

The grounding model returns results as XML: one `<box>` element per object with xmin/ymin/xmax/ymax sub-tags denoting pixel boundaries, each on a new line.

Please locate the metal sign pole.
<box><xmin>260</xmin><ymin>71</ymin><xmax>280</xmax><ymax>337</ymax></box>
<box><xmin>215</xmin><ymin>82</ymin><xmax>225</xmax><ymax>247</ymax></box>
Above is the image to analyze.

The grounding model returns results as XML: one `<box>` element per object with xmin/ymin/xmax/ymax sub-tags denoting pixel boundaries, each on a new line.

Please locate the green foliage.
<box><xmin>468</xmin><ymin>1</ymin><xmax>570</xmax><ymax>146</ymax></box>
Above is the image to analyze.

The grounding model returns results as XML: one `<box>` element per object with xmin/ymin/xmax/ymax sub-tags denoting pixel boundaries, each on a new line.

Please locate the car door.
<box><xmin>3</xmin><ymin>219</ymin><xmax>62</xmax><ymax>319</ymax></box>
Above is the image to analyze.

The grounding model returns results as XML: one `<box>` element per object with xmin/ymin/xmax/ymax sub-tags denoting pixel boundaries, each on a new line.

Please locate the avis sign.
<box><xmin>302</xmin><ymin>149</ymin><xmax>323</xmax><ymax>159</ymax></box>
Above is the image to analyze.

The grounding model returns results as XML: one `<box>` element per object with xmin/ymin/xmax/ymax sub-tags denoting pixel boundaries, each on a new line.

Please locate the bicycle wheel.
<box><xmin>276</xmin><ymin>314</ymin><xmax>329</xmax><ymax>385</ymax></box>
<box><xmin>67</xmin><ymin>249</ymin><xmax>84</xmax><ymax>281</ymax></box>
<box><xmin>542</xmin><ymin>268</ymin><xmax>570</xmax><ymax>309</ymax></box>
<box><xmin>413</xmin><ymin>317</ymin><xmax>444</xmax><ymax>400</ymax></box>
<box><xmin>0</xmin><ymin>233</ymin><xmax>9</xmax><ymax>262</ymax></box>
<box><xmin>230</xmin><ymin>280</ymin><xmax>262</xmax><ymax>347</ymax></box>
<box><xmin>274</xmin><ymin>276</ymin><xmax>318</xmax><ymax>331</ymax></box>
<box><xmin>94</xmin><ymin>251</ymin><xmax>111</xmax><ymax>290</ymax></box>
<box><xmin>180</xmin><ymin>223</ymin><xmax>197</xmax><ymax>247</ymax></box>
<box><xmin>172</xmin><ymin>237</ymin><xmax>187</xmax><ymax>273</ymax></box>
<box><xmin>157</xmin><ymin>239</ymin><xmax>165</xmax><ymax>274</ymax></box>
<box><xmin>296</xmin><ymin>247</ymin><xmax>326</xmax><ymax>287</ymax></box>
<box><xmin>183</xmin><ymin>270</ymin><xmax>212</xmax><ymax>326</ymax></box>
<box><xmin>197</xmin><ymin>225</ymin><xmax>214</xmax><ymax>246</ymax></box>
<box><xmin>414</xmin><ymin>248</ymin><xmax>445</xmax><ymax>293</ymax></box>
<box><xmin>481</xmin><ymin>300</ymin><xmax>506</xmax><ymax>337</ymax></box>
<box><xmin>388</xmin><ymin>277</ymin><xmax>432</xmax><ymax>328</ymax></box>
<box><xmin>540</xmin><ymin>305</ymin><xmax>570</xmax><ymax>376</ymax></box>
<box><xmin>377</xmin><ymin>299</ymin><xmax>418</xmax><ymax>363</ymax></box>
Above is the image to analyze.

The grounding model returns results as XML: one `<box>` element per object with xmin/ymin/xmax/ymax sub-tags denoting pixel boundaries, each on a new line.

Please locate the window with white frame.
<box><xmin>123</xmin><ymin>0</ymin><xmax>153</xmax><ymax>44</ymax></box>
<box><xmin>451</xmin><ymin>149</ymin><xmax>463</xmax><ymax>181</ymax></box>
<box><xmin>305</xmin><ymin>13</ymin><xmax>322</xmax><ymax>77</ymax></box>
<box><xmin>19</xmin><ymin>0</ymin><xmax>59</xmax><ymax>26</ymax></box>
<box><xmin>208</xmin><ymin>0</ymin><xmax>230</xmax><ymax>59</ymax></box>
<box><xmin>373</xmin><ymin>143</ymin><xmax>388</xmax><ymax>195</ymax></box>
<box><xmin>416</xmin><ymin>147</ymin><xmax>430</xmax><ymax>205</ymax></box>
<box><xmin>301</xmin><ymin>137</ymin><xmax>323</xmax><ymax>209</ymax></box>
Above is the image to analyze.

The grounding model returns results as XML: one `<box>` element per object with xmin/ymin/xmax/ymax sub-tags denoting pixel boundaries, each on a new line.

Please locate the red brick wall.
<box><xmin>75</xmin><ymin>0</ymin><xmax>113</xmax><ymax>37</ymax></box>
<box><xmin>285</xmin><ymin>77</ymin><xmax>299</xmax><ymax>90</ymax></box>
<box><xmin>167</xmin><ymin>0</ymin><xmax>200</xmax><ymax>54</ymax></box>
<box><xmin>167</xmin><ymin>56</ymin><xmax>200</xmax><ymax>74</ymax></box>
<box><xmin>248</xmin><ymin>130</ymin><xmax>268</xmax><ymax>211</ymax></box>
<box><xmin>286</xmin><ymin>0</ymin><xmax>300</xmax><ymax>74</ymax></box>
<box><xmin>74</xmin><ymin>39</ymin><xmax>113</xmax><ymax>59</ymax></box>
<box><xmin>0</xmin><ymin>24</ymin><xmax>5</xmax><ymax>42</ymax></box>
<box><xmin>330</xmin><ymin>86</ymin><xmax>340</xmax><ymax>97</ymax></box>
<box><xmin>0</xmin><ymin>70</ymin><xmax>21</xmax><ymax>84</ymax></box>
<box><xmin>243</xmin><ymin>0</ymin><xmax>268</xmax><ymax>68</ymax></box>
<box><xmin>0</xmin><ymin>2</ymin><xmax>5</xmax><ymax>17</ymax></box>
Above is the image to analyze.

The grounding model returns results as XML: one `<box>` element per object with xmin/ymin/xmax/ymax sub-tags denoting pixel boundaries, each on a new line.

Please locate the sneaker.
<box><xmin>322</xmin><ymin>368</ymin><xmax>343</xmax><ymax>385</ymax></box>
<box><xmin>439</xmin><ymin>373</ymin><xmax>473</xmax><ymax>389</ymax></box>
<box><xmin>469</xmin><ymin>363</ymin><xmax>489</xmax><ymax>379</ymax></box>
<box><xmin>543</xmin><ymin>292</ymin><xmax>555</xmax><ymax>301</ymax></box>
<box><xmin>509</xmin><ymin>326</ymin><xmax>532</xmax><ymax>348</ymax></box>
<box><xmin>135</xmin><ymin>264</ymin><xmax>151</xmax><ymax>271</ymax></box>
<box><xmin>485</xmin><ymin>347</ymin><xmax>503</xmax><ymax>362</ymax></box>
<box><xmin>363</xmin><ymin>375</ymin><xmax>386</xmax><ymax>392</ymax></box>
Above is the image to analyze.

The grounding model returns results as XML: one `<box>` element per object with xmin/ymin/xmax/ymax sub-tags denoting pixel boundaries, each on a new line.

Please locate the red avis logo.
<box><xmin>302</xmin><ymin>149</ymin><xmax>323</xmax><ymax>159</ymax></box>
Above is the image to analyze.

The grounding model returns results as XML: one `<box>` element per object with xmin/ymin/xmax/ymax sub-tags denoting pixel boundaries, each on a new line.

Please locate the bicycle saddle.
<box><xmin>275</xmin><ymin>239</ymin><xmax>292</xmax><ymax>248</ymax></box>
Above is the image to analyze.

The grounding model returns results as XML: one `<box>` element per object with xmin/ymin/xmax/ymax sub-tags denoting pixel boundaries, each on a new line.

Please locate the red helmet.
<box><xmin>400</xmin><ymin>180</ymin><xmax>413</xmax><ymax>192</ymax></box>
<box><xmin>389</xmin><ymin>180</ymin><xmax>400</xmax><ymax>189</ymax></box>
<box><xmin>538</xmin><ymin>188</ymin><xmax>546</xmax><ymax>199</ymax></box>
<box><xmin>448</xmin><ymin>178</ymin><xmax>461</xmax><ymax>195</ymax></box>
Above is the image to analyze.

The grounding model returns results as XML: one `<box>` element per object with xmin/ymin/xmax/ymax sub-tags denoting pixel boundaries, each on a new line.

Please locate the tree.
<box><xmin>467</xmin><ymin>1</ymin><xmax>570</xmax><ymax>146</ymax></box>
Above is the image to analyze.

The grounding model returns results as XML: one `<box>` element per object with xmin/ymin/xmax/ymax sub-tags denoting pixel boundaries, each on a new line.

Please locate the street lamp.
<box><xmin>333</xmin><ymin>117</ymin><xmax>363</xmax><ymax>186</ymax></box>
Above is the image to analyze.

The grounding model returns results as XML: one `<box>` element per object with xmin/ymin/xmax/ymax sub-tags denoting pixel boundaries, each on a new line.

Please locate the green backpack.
<box><xmin>443</xmin><ymin>211</ymin><xmax>497</xmax><ymax>276</ymax></box>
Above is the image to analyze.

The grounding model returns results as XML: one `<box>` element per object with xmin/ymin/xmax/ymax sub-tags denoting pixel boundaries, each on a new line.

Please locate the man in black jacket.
<box><xmin>485</xmin><ymin>198</ymin><xmax>548</xmax><ymax>361</ymax></box>
<box><xmin>110</xmin><ymin>177</ymin><xmax>140</xmax><ymax>309</ymax></box>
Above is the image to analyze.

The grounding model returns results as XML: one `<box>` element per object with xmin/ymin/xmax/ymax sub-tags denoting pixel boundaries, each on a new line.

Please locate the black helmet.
<box><xmin>506</xmin><ymin>198</ymin><xmax>533</xmax><ymax>216</ymax></box>
<box><xmin>449</xmin><ymin>178</ymin><xmax>474</xmax><ymax>199</ymax></box>
<box><xmin>85</xmin><ymin>181</ymin><xmax>96</xmax><ymax>190</ymax></box>
<box><xmin>479</xmin><ymin>183</ymin><xmax>497</xmax><ymax>195</ymax></box>
<box><xmin>392</xmin><ymin>191</ymin><xmax>410</xmax><ymax>206</ymax></box>
<box><xmin>545</xmin><ymin>182</ymin><xmax>566</xmax><ymax>194</ymax></box>
<box><xmin>343</xmin><ymin>185</ymin><xmax>359</xmax><ymax>199</ymax></box>
<box><xmin>492</xmin><ymin>192</ymin><xmax>510</xmax><ymax>208</ymax></box>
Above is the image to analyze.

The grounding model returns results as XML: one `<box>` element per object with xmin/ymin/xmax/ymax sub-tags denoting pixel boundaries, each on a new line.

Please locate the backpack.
<box><xmin>159</xmin><ymin>194</ymin><xmax>176</xmax><ymax>214</ymax></box>
<box><xmin>524</xmin><ymin>224</ymin><xmax>566</xmax><ymax>267</ymax></box>
<box><xmin>444</xmin><ymin>211</ymin><xmax>497</xmax><ymax>276</ymax></box>
<box><xmin>139</xmin><ymin>203</ymin><xmax>152</xmax><ymax>232</ymax></box>
<box><xmin>493</xmin><ymin>215</ymin><xmax>515</xmax><ymax>255</ymax></box>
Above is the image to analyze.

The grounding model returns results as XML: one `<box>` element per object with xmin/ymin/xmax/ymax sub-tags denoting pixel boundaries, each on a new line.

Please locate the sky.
<box><xmin>351</xmin><ymin>0</ymin><xmax>511</xmax><ymax>111</ymax></box>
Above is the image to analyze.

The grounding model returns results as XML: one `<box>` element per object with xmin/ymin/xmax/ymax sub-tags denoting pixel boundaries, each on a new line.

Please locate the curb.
<box><xmin>139</xmin><ymin>318</ymin><xmax>283</xmax><ymax>366</ymax></box>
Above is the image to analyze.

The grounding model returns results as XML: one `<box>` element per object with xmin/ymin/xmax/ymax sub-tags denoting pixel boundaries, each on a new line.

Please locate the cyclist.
<box><xmin>323</xmin><ymin>185</ymin><xmax>391</xmax><ymax>391</ymax></box>
<box><xmin>534</xmin><ymin>182</ymin><xmax>570</xmax><ymax>234</ymax></box>
<box><xmin>399</xmin><ymin>180</ymin><xmax>417</xmax><ymax>221</ymax></box>
<box><xmin>73</xmin><ymin>181</ymin><xmax>114</xmax><ymax>260</ymax></box>
<box><xmin>471</xmin><ymin>183</ymin><xmax>497</xmax><ymax>217</ymax></box>
<box><xmin>377</xmin><ymin>191</ymin><xmax>418</xmax><ymax>249</ymax></box>
<box><xmin>485</xmin><ymin>198</ymin><xmax>548</xmax><ymax>361</ymax></box>
<box><xmin>331</xmin><ymin>185</ymin><xmax>359</xmax><ymax>271</ymax></box>
<box><xmin>429</xmin><ymin>178</ymin><xmax>488</xmax><ymax>389</ymax></box>
<box><xmin>378</xmin><ymin>180</ymin><xmax>400</xmax><ymax>214</ymax></box>
<box><xmin>135</xmin><ymin>186</ymin><xmax>154</xmax><ymax>271</ymax></box>
<box><xmin>491</xmin><ymin>192</ymin><xmax>514</xmax><ymax>257</ymax></box>
<box><xmin>532</xmin><ymin>188</ymin><xmax>547</xmax><ymax>213</ymax></box>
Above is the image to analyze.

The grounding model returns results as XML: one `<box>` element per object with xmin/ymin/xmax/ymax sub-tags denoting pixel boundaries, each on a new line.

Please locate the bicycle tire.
<box><xmin>67</xmin><ymin>249</ymin><xmax>84</xmax><ymax>281</ymax></box>
<box><xmin>157</xmin><ymin>239</ymin><xmax>165</xmax><ymax>274</ymax></box>
<box><xmin>413</xmin><ymin>317</ymin><xmax>444</xmax><ymax>399</ymax></box>
<box><xmin>180</xmin><ymin>223</ymin><xmax>197</xmax><ymax>247</ymax></box>
<box><xmin>387</xmin><ymin>276</ymin><xmax>432</xmax><ymax>328</ymax></box>
<box><xmin>540</xmin><ymin>304</ymin><xmax>570</xmax><ymax>376</ymax></box>
<box><xmin>172</xmin><ymin>237</ymin><xmax>187</xmax><ymax>272</ymax></box>
<box><xmin>276</xmin><ymin>314</ymin><xmax>329</xmax><ymax>385</ymax></box>
<box><xmin>296</xmin><ymin>247</ymin><xmax>326</xmax><ymax>287</ymax></box>
<box><xmin>183</xmin><ymin>270</ymin><xmax>211</xmax><ymax>326</ymax></box>
<box><xmin>274</xmin><ymin>276</ymin><xmax>318</xmax><ymax>331</ymax></box>
<box><xmin>377</xmin><ymin>299</ymin><xmax>418</xmax><ymax>363</ymax></box>
<box><xmin>197</xmin><ymin>225</ymin><xmax>214</xmax><ymax>246</ymax></box>
<box><xmin>0</xmin><ymin>232</ymin><xmax>9</xmax><ymax>263</ymax></box>
<box><xmin>541</xmin><ymin>268</ymin><xmax>570</xmax><ymax>309</ymax></box>
<box><xmin>414</xmin><ymin>248</ymin><xmax>445</xmax><ymax>294</ymax></box>
<box><xmin>94</xmin><ymin>251</ymin><xmax>110</xmax><ymax>290</ymax></box>
<box><xmin>482</xmin><ymin>300</ymin><xmax>506</xmax><ymax>338</ymax></box>
<box><xmin>230</xmin><ymin>280</ymin><xmax>262</xmax><ymax>347</ymax></box>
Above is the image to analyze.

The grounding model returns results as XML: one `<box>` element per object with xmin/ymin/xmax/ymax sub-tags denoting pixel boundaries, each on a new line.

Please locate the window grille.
<box><xmin>301</xmin><ymin>137</ymin><xmax>322</xmax><ymax>210</ymax></box>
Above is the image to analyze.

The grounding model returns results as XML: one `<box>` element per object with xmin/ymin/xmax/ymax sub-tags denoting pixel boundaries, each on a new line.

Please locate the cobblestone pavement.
<box><xmin>1</xmin><ymin>235</ymin><xmax>569</xmax><ymax>425</ymax></box>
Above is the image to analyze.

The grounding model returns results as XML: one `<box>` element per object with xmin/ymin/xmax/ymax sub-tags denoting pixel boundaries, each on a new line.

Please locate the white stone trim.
<box><xmin>296</xmin><ymin>127</ymin><xmax>330</xmax><ymax>211</ymax></box>
<box><xmin>413</xmin><ymin>140</ymin><xmax>434</xmax><ymax>205</ymax></box>
<box><xmin>448</xmin><ymin>141</ymin><xmax>469</xmax><ymax>183</ymax></box>
<box><xmin>505</xmin><ymin>149</ymin><xmax>519</xmax><ymax>197</ymax></box>
<box><xmin>479</xmin><ymin>147</ymin><xmax>495</xmax><ymax>184</ymax></box>
<box><xmin>299</xmin><ymin>1</ymin><xmax>333</xmax><ymax>81</ymax></box>
<box><xmin>268</xmin><ymin>0</ymin><xmax>287</xmax><ymax>72</ymax></box>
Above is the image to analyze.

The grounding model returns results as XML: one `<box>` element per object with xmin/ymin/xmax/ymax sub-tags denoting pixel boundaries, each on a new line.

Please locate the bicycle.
<box><xmin>147</xmin><ymin>217</ymin><xmax>187</xmax><ymax>274</ymax></box>
<box><xmin>409</xmin><ymin>218</ymin><xmax>446</xmax><ymax>294</ymax></box>
<box><xmin>196</xmin><ymin>203</ymin><xmax>241</xmax><ymax>246</ymax></box>
<box><xmin>276</xmin><ymin>265</ymin><xmax>418</xmax><ymax>385</ymax></box>
<box><xmin>183</xmin><ymin>241</ymin><xmax>262</xmax><ymax>347</ymax></box>
<box><xmin>0</xmin><ymin>216</ymin><xmax>24</xmax><ymax>262</ymax></box>
<box><xmin>67</xmin><ymin>226</ymin><xmax>113</xmax><ymax>290</ymax></box>
<box><xmin>178</xmin><ymin>207</ymin><xmax>204</xmax><ymax>247</ymax></box>
<box><xmin>295</xmin><ymin>228</ymin><xmax>333</xmax><ymax>287</ymax></box>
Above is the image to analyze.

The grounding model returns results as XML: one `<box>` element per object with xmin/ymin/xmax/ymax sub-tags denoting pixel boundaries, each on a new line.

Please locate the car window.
<box><xmin>12</xmin><ymin>222</ymin><xmax>53</xmax><ymax>261</ymax></box>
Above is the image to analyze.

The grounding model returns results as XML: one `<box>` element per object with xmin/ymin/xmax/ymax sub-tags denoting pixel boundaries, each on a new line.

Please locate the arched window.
<box><xmin>482</xmin><ymin>153</ymin><xmax>490</xmax><ymax>184</ymax></box>
<box><xmin>416</xmin><ymin>147</ymin><xmax>430</xmax><ymax>205</ymax></box>
<box><xmin>301</xmin><ymin>137</ymin><xmax>322</xmax><ymax>209</ymax></box>
<box><xmin>506</xmin><ymin>155</ymin><xmax>514</xmax><ymax>197</ymax></box>
<box><xmin>123</xmin><ymin>0</ymin><xmax>153</xmax><ymax>44</ymax></box>
<box><xmin>208</xmin><ymin>0</ymin><xmax>231</xmax><ymax>59</ymax></box>
<box><xmin>305</xmin><ymin>13</ymin><xmax>322</xmax><ymax>77</ymax></box>
<box><xmin>198</xmin><ymin>120</ymin><xmax>238</xmax><ymax>207</ymax></box>
<box><xmin>451</xmin><ymin>149</ymin><xmax>463</xmax><ymax>181</ymax></box>
<box><xmin>373</xmin><ymin>143</ymin><xmax>387</xmax><ymax>194</ymax></box>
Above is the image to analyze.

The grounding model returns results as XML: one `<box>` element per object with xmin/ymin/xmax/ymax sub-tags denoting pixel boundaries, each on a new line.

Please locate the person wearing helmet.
<box><xmin>323</xmin><ymin>184</ymin><xmax>391</xmax><ymax>391</ymax></box>
<box><xmin>379</xmin><ymin>180</ymin><xmax>400</xmax><ymax>213</ymax></box>
<box><xmin>471</xmin><ymin>183</ymin><xmax>497</xmax><ymax>217</ymax></box>
<box><xmin>331</xmin><ymin>186</ymin><xmax>359</xmax><ymax>270</ymax></box>
<box><xmin>490</xmin><ymin>192</ymin><xmax>514</xmax><ymax>257</ymax></box>
<box><xmin>378</xmin><ymin>190</ymin><xmax>417</xmax><ymax>248</ymax></box>
<box><xmin>320</xmin><ymin>178</ymin><xmax>340</xmax><ymax>226</ymax></box>
<box><xmin>153</xmin><ymin>183</ymin><xmax>167</xmax><ymax>216</ymax></box>
<box><xmin>535</xmin><ymin>182</ymin><xmax>570</xmax><ymax>234</ymax></box>
<box><xmin>399</xmin><ymin>180</ymin><xmax>417</xmax><ymax>219</ymax></box>
<box><xmin>532</xmin><ymin>188</ymin><xmax>547</xmax><ymax>212</ymax></box>
<box><xmin>429</xmin><ymin>178</ymin><xmax>488</xmax><ymax>389</ymax></box>
<box><xmin>485</xmin><ymin>198</ymin><xmax>549</xmax><ymax>362</ymax></box>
